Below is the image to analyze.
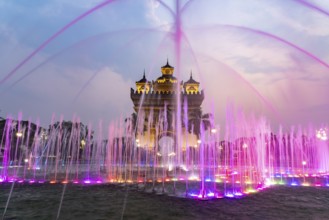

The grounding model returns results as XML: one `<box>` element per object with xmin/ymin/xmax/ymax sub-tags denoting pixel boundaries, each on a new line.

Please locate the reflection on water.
<box><xmin>1</xmin><ymin>183</ymin><xmax>329</xmax><ymax>220</ymax></box>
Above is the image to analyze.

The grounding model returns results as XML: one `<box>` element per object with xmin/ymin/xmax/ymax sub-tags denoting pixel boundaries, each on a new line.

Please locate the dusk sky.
<box><xmin>1</xmin><ymin>0</ymin><xmax>329</xmax><ymax>128</ymax></box>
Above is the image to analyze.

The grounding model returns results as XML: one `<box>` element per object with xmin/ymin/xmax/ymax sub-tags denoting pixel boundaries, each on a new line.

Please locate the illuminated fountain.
<box><xmin>1</xmin><ymin>62</ymin><xmax>328</xmax><ymax>199</ymax></box>
<box><xmin>1</xmin><ymin>0</ymin><xmax>329</xmax><ymax>204</ymax></box>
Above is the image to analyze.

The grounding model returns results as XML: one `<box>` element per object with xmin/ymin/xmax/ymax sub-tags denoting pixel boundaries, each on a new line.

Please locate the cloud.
<box><xmin>1</xmin><ymin>58</ymin><xmax>133</xmax><ymax>126</ymax></box>
<box><xmin>1</xmin><ymin>0</ymin><xmax>329</xmax><ymax>128</ymax></box>
<box><xmin>145</xmin><ymin>0</ymin><xmax>172</xmax><ymax>31</ymax></box>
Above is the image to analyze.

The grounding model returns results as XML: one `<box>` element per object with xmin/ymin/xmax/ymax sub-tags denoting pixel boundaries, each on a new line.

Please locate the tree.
<box><xmin>124</xmin><ymin>112</ymin><xmax>149</xmax><ymax>135</ymax></box>
<box><xmin>49</xmin><ymin>121</ymin><xmax>93</xmax><ymax>160</ymax></box>
<box><xmin>188</xmin><ymin>111</ymin><xmax>213</xmax><ymax>138</ymax></box>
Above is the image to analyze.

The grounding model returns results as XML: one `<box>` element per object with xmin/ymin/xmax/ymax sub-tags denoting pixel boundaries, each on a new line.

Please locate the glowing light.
<box><xmin>246</xmin><ymin>189</ymin><xmax>257</xmax><ymax>193</ymax></box>
<box><xmin>29</xmin><ymin>180</ymin><xmax>35</xmax><ymax>183</ymax></box>
<box><xmin>73</xmin><ymin>180</ymin><xmax>79</xmax><ymax>184</ymax></box>
<box><xmin>291</xmin><ymin>182</ymin><xmax>298</xmax><ymax>186</ymax></box>
<box><xmin>80</xmin><ymin>139</ymin><xmax>86</xmax><ymax>146</ymax></box>
<box><xmin>189</xmin><ymin>193</ymin><xmax>198</xmax><ymax>197</ymax></box>
<box><xmin>188</xmin><ymin>175</ymin><xmax>198</xmax><ymax>181</ymax></box>
<box><xmin>50</xmin><ymin>180</ymin><xmax>56</xmax><ymax>184</ymax></box>
<box><xmin>24</xmin><ymin>159</ymin><xmax>29</xmax><ymax>163</ymax></box>
<box><xmin>302</xmin><ymin>161</ymin><xmax>307</xmax><ymax>166</ymax></box>
<box><xmin>197</xmin><ymin>140</ymin><xmax>201</xmax><ymax>144</ymax></box>
<box><xmin>302</xmin><ymin>183</ymin><xmax>310</xmax><ymax>186</ymax></box>
<box><xmin>180</xmin><ymin>165</ymin><xmax>188</xmax><ymax>171</ymax></box>
<box><xmin>205</xmin><ymin>178</ymin><xmax>212</xmax><ymax>182</ymax></box>
<box><xmin>168</xmin><ymin>152</ymin><xmax>176</xmax><ymax>157</ymax></box>
<box><xmin>225</xmin><ymin>193</ymin><xmax>234</xmax><ymax>198</ymax></box>
<box><xmin>84</xmin><ymin>180</ymin><xmax>91</xmax><ymax>184</ymax></box>
<box><xmin>211</xmin><ymin>128</ymin><xmax>217</xmax><ymax>133</ymax></box>
<box><xmin>62</xmin><ymin>180</ymin><xmax>68</xmax><ymax>184</ymax></box>
<box><xmin>242</xmin><ymin>143</ymin><xmax>248</xmax><ymax>149</ymax></box>
<box><xmin>316</xmin><ymin>128</ymin><xmax>328</xmax><ymax>141</ymax></box>
<box><xmin>207</xmin><ymin>192</ymin><xmax>215</xmax><ymax>197</ymax></box>
<box><xmin>16</xmin><ymin>132</ymin><xmax>23</xmax><ymax>137</ymax></box>
<box><xmin>235</xmin><ymin>192</ymin><xmax>243</xmax><ymax>196</ymax></box>
<box><xmin>265</xmin><ymin>178</ymin><xmax>274</xmax><ymax>186</ymax></box>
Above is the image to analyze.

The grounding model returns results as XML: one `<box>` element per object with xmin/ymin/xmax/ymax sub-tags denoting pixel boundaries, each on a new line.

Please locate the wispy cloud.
<box><xmin>0</xmin><ymin>0</ymin><xmax>329</xmax><ymax>127</ymax></box>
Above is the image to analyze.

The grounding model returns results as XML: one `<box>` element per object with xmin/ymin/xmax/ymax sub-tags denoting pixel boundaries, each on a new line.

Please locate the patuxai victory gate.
<box><xmin>130</xmin><ymin>60</ymin><xmax>205</xmax><ymax>153</ymax></box>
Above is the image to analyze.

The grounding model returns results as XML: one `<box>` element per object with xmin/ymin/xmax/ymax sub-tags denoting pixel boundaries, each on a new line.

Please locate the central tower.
<box><xmin>130</xmin><ymin>60</ymin><xmax>204</xmax><ymax>149</ymax></box>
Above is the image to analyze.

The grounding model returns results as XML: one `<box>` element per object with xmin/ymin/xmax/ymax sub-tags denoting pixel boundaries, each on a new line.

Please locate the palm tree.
<box><xmin>124</xmin><ymin>112</ymin><xmax>148</xmax><ymax>134</ymax></box>
<box><xmin>188</xmin><ymin>111</ymin><xmax>213</xmax><ymax>138</ymax></box>
<box><xmin>125</xmin><ymin>113</ymin><xmax>137</xmax><ymax>133</ymax></box>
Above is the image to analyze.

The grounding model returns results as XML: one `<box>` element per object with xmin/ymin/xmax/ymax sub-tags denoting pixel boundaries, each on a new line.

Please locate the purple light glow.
<box><xmin>234</xmin><ymin>192</ymin><xmax>244</xmax><ymax>196</ymax></box>
<box><xmin>225</xmin><ymin>193</ymin><xmax>235</xmax><ymax>198</ymax></box>
<box><xmin>207</xmin><ymin>192</ymin><xmax>215</xmax><ymax>197</ymax></box>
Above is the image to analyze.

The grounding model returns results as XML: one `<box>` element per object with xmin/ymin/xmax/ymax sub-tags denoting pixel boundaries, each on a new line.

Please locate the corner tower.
<box><xmin>135</xmin><ymin>71</ymin><xmax>151</xmax><ymax>94</ymax></box>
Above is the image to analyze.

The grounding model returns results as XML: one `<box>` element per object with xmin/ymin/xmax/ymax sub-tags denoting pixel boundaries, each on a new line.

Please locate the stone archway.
<box><xmin>157</xmin><ymin>130</ymin><xmax>176</xmax><ymax>171</ymax></box>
